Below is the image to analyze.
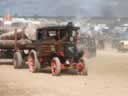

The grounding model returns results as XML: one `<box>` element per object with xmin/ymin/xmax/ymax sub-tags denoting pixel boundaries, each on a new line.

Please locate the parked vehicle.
<box><xmin>117</xmin><ymin>32</ymin><xmax>128</xmax><ymax>52</ymax></box>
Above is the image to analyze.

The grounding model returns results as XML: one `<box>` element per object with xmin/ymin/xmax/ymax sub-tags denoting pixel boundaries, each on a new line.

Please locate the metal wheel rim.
<box><xmin>28</xmin><ymin>54</ymin><xmax>35</xmax><ymax>72</ymax></box>
<box><xmin>51</xmin><ymin>60</ymin><xmax>57</xmax><ymax>75</ymax></box>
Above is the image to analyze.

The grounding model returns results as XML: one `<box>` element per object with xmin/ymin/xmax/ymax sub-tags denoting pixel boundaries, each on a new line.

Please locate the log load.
<box><xmin>0</xmin><ymin>24</ymin><xmax>38</xmax><ymax>40</ymax></box>
<box><xmin>0</xmin><ymin>39</ymin><xmax>32</xmax><ymax>49</ymax></box>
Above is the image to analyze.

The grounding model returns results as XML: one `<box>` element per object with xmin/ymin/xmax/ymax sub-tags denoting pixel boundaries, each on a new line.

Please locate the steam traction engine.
<box><xmin>0</xmin><ymin>22</ymin><xmax>88</xmax><ymax>76</ymax></box>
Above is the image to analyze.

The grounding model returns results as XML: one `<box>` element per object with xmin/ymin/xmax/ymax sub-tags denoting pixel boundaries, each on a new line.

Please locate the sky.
<box><xmin>0</xmin><ymin>0</ymin><xmax>127</xmax><ymax>17</ymax></box>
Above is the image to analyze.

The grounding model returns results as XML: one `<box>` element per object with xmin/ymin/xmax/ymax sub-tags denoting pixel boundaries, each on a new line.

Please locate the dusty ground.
<box><xmin>0</xmin><ymin>49</ymin><xmax>128</xmax><ymax>96</ymax></box>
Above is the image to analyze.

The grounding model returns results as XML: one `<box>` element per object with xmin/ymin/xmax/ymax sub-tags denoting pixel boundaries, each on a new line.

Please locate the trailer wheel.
<box><xmin>13</xmin><ymin>52</ymin><xmax>23</xmax><ymax>68</ymax></box>
<box><xmin>76</xmin><ymin>57</ymin><xmax>88</xmax><ymax>75</ymax></box>
<box><xmin>51</xmin><ymin>57</ymin><xmax>61</xmax><ymax>76</ymax></box>
<box><xmin>28</xmin><ymin>50</ymin><xmax>40</xmax><ymax>73</ymax></box>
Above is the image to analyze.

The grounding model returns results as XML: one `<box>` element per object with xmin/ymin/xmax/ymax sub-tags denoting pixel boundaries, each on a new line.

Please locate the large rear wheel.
<box><xmin>28</xmin><ymin>50</ymin><xmax>41</xmax><ymax>73</ymax></box>
<box><xmin>51</xmin><ymin>57</ymin><xmax>61</xmax><ymax>76</ymax></box>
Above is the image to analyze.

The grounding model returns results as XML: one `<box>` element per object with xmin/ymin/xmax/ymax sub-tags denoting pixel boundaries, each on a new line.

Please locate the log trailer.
<box><xmin>0</xmin><ymin>22</ymin><xmax>88</xmax><ymax>76</ymax></box>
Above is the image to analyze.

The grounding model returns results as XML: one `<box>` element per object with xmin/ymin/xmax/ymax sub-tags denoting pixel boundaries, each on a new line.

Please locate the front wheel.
<box><xmin>51</xmin><ymin>57</ymin><xmax>61</xmax><ymax>76</ymax></box>
<box><xmin>76</xmin><ymin>57</ymin><xmax>88</xmax><ymax>75</ymax></box>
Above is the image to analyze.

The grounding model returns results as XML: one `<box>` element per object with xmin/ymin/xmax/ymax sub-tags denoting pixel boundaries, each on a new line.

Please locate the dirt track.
<box><xmin>1</xmin><ymin>50</ymin><xmax>128</xmax><ymax>96</ymax></box>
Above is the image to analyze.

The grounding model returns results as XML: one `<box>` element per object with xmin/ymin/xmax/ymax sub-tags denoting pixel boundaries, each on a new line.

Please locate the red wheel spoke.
<box><xmin>51</xmin><ymin>61</ymin><xmax>57</xmax><ymax>75</ymax></box>
<box><xmin>28</xmin><ymin>56</ymin><xmax>35</xmax><ymax>72</ymax></box>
